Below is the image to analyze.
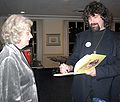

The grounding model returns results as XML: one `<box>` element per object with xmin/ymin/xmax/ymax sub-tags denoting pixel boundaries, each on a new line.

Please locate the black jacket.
<box><xmin>66</xmin><ymin>28</ymin><xmax>120</xmax><ymax>102</ymax></box>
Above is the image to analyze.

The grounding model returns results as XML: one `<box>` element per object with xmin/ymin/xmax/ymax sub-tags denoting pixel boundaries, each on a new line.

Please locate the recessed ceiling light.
<box><xmin>64</xmin><ymin>0</ymin><xmax>69</xmax><ymax>2</ymax></box>
<box><xmin>20</xmin><ymin>11</ymin><xmax>25</xmax><ymax>14</ymax></box>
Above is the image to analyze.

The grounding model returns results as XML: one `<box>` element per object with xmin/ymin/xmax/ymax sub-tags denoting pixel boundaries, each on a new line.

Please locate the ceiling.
<box><xmin>0</xmin><ymin>0</ymin><xmax>120</xmax><ymax>19</ymax></box>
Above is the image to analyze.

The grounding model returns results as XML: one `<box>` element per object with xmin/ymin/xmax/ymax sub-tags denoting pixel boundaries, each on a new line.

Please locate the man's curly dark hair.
<box><xmin>82</xmin><ymin>1</ymin><xmax>112</xmax><ymax>28</ymax></box>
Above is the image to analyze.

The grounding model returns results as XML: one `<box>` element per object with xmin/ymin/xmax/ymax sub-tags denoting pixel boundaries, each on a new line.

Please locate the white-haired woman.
<box><xmin>0</xmin><ymin>14</ymin><xmax>38</xmax><ymax>102</ymax></box>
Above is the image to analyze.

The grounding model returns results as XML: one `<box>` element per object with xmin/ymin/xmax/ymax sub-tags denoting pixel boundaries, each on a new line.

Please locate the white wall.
<box><xmin>43</xmin><ymin>19</ymin><xmax>64</xmax><ymax>54</ymax></box>
<box><xmin>42</xmin><ymin>19</ymin><xmax>64</xmax><ymax>68</ymax></box>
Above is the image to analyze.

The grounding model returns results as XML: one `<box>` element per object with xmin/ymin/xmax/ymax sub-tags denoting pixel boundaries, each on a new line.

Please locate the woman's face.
<box><xmin>16</xmin><ymin>25</ymin><xmax>33</xmax><ymax>49</ymax></box>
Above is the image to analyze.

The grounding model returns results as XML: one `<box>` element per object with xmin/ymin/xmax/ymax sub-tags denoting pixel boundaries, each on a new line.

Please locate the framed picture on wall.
<box><xmin>46</xmin><ymin>34</ymin><xmax>61</xmax><ymax>46</ymax></box>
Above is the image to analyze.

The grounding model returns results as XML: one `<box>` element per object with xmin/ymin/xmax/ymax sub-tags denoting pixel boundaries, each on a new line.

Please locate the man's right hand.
<box><xmin>59</xmin><ymin>63</ymin><xmax>73</xmax><ymax>74</ymax></box>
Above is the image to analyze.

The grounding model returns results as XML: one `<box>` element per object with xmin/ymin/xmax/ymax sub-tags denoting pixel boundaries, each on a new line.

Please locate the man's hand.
<box><xmin>59</xmin><ymin>63</ymin><xmax>73</xmax><ymax>74</ymax></box>
<box><xmin>85</xmin><ymin>67</ymin><xmax>96</xmax><ymax>77</ymax></box>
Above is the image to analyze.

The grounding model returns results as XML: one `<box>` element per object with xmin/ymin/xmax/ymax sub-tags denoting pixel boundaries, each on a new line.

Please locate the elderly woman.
<box><xmin>0</xmin><ymin>14</ymin><xmax>38</xmax><ymax>102</ymax></box>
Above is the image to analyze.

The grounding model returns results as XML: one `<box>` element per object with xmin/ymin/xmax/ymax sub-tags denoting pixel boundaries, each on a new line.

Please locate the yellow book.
<box><xmin>54</xmin><ymin>53</ymin><xmax>106</xmax><ymax>76</ymax></box>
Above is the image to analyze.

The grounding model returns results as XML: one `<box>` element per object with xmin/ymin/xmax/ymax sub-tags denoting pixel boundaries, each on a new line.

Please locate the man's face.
<box><xmin>88</xmin><ymin>14</ymin><xmax>105</xmax><ymax>32</ymax></box>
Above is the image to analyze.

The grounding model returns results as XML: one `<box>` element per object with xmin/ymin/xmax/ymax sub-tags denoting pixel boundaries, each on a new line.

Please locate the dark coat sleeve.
<box><xmin>66</xmin><ymin>33</ymin><xmax>84</xmax><ymax>67</ymax></box>
<box><xmin>96</xmin><ymin>32</ymin><xmax>120</xmax><ymax>80</ymax></box>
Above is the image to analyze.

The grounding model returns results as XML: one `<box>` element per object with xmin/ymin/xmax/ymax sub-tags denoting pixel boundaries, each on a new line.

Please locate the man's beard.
<box><xmin>89</xmin><ymin>23</ymin><xmax>100</xmax><ymax>32</ymax></box>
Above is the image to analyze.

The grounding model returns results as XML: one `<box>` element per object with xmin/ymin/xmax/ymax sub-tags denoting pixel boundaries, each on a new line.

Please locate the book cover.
<box><xmin>54</xmin><ymin>53</ymin><xmax>106</xmax><ymax>76</ymax></box>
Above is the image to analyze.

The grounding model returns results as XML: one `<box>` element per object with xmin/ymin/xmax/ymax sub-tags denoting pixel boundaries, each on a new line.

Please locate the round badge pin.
<box><xmin>85</xmin><ymin>42</ymin><xmax>91</xmax><ymax>47</ymax></box>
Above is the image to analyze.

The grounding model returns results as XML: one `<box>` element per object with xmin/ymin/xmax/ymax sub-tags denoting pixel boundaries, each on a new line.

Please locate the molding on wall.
<box><xmin>24</xmin><ymin>14</ymin><xmax>83</xmax><ymax>20</ymax></box>
<box><xmin>0</xmin><ymin>15</ymin><xmax>83</xmax><ymax>20</ymax></box>
<box><xmin>1</xmin><ymin>14</ymin><xmax>120</xmax><ymax>21</ymax></box>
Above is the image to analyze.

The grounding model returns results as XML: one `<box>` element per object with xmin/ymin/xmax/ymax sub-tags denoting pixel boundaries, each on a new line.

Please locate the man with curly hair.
<box><xmin>59</xmin><ymin>1</ymin><xmax>120</xmax><ymax>102</ymax></box>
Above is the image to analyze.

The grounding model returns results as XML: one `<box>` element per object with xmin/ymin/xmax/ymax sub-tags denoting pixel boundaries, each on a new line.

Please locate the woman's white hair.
<box><xmin>1</xmin><ymin>14</ymin><xmax>33</xmax><ymax>44</ymax></box>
